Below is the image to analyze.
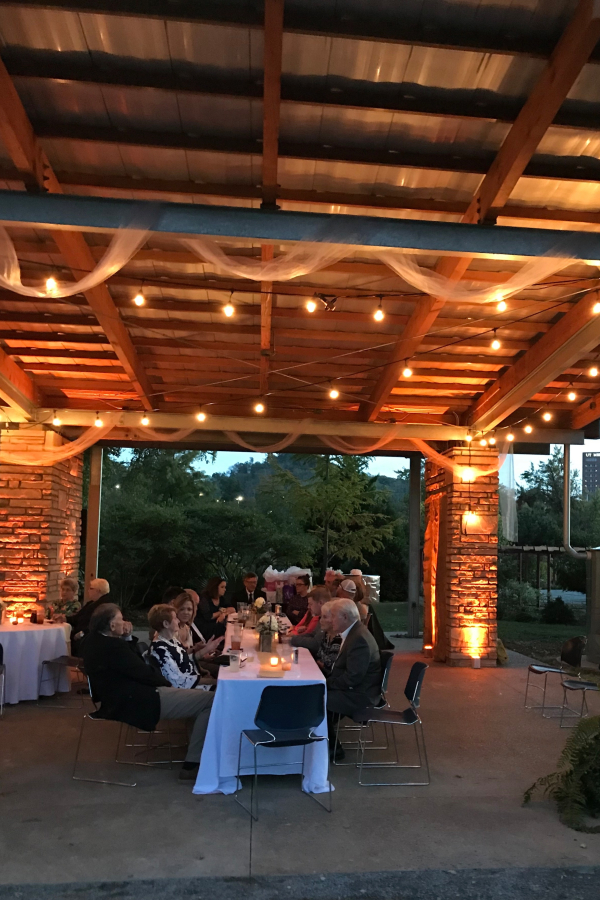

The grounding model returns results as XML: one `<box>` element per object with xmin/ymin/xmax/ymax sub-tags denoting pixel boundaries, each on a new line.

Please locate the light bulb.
<box><xmin>141</xmin><ymin>415</ymin><xmax>150</xmax><ymax>426</ymax></box>
<box><xmin>593</xmin><ymin>302</ymin><xmax>600</xmax><ymax>315</ymax></box>
<box><xmin>488</xmin><ymin>436</ymin><xmax>496</xmax><ymax>445</ymax></box>
<box><xmin>45</xmin><ymin>277</ymin><xmax>58</xmax><ymax>292</ymax></box>
<box><xmin>223</xmin><ymin>302</ymin><xmax>235</xmax><ymax>317</ymax></box>
<box><xmin>306</xmin><ymin>299</ymin><xmax>317</xmax><ymax>313</ymax></box>
<box><xmin>491</xmin><ymin>337</ymin><xmax>501</xmax><ymax>350</ymax></box>
<box><xmin>52</xmin><ymin>412</ymin><xmax>61</xmax><ymax>427</ymax></box>
<box><xmin>374</xmin><ymin>307</ymin><xmax>385</xmax><ymax>322</ymax></box>
<box><xmin>133</xmin><ymin>292</ymin><xmax>145</xmax><ymax>307</ymax></box>
<box><xmin>591</xmin><ymin>367</ymin><xmax>599</xmax><ymax>377</ymax></box>
<box><xmin>568</xmin><ymin>391</ymin><xmax>577</xmax><ymax>401</ymax></box>
<box><xmin>329</xmin><ymin>387</ymin><xmax>340</xmax><ymax>399</ymax></box>
<box><xmin>496</xmin><ymin>300</ymin><xmax>507</xmax><ymax>312</ymax></box>
<box><xmin>507</xmin><ymin>433</ymin><xmax>514</xmax><ymax>442</ymax></box>
<box><xmin>402</xmin><ymin>366</ymin><xmax>413</xmax><ymax>378</ymax></box>
<box><xmin>196</xmin><ymin>411</ymin><xmax>206</xmax><ymax>422</ymax></box>
<box><xmin>542</xmin><ymin>411</ymin><xmax>552</xmax><ymax>421</ymax></box>
<box><xmin>480</xmin><ymin>438</ymin><xmax>488</xmax><ymax>447</ymax></box>
<box><xmin>461</xmin><ymin>467</ymin><xmax>476</xmax><ymax>483</ymax></box>
<box><xmin>465</xmin><ymin>434</ymin><xmax>473</xmax><ymax>443</ymax></box>
<box><xmin>254</xmin><ymin>401</ymin><xmax>265</xmax><ymax>414</ymax></box>
<box><xmin>524</xmin><ymin>424</ymin><xmax>533</xmax><ymax>434</ymax></box>
<box><xmin>94</xmin><ymin>414</ymin><xmax>103</xmax><ymax>428</ymax></box>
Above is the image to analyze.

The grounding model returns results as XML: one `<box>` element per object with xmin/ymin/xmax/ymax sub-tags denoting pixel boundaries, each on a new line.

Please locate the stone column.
<box><xmin>0</xmin><ymin>426</ymin><xmax>83</xmax><ymax>609</ymax></box>
<box><xmin>424</xmin><ymin>446</ymin><xmax>498</xmax><ymax>666</ymax></box>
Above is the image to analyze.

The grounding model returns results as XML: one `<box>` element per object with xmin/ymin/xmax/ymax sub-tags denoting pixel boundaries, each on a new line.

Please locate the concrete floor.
<box><xmin>1</xmin><ymin>647</ymin><xmax>599</xmax><ymax>888</ymax></box>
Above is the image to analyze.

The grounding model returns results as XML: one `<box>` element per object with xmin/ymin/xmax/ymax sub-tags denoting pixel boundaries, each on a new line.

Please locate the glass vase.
<box><xmin>258</xmin><ymin>632</ymin><xmax>273</xmax><ymax>653</ymax></box>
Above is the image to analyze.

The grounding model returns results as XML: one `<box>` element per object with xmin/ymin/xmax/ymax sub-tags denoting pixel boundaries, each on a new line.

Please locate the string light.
<box><xmin>568</xmin><ymin>390</ymin><xmax>577</xmax><ymax>401</ymax></box>
<box><xmin>507</xmin><ymin>433</ymin><xmax>514</xmax><ymax>442</ymax></box>
<box><xmin>133</xmin><ymin>292</ymin><xmax>145</xmax><ymax>307</ymax></box>
<box><xmin>141</xmin><ymin>415</ymin><xmax>150</xmax><ymax>426</ymax></box>
<box><xmin>491</xmin><ymin>330</ymin><xmax>501</xmax><ymax>351</ymax></box>
<box><xmin>94</xmin><ymin>413</ymin><xmax>103</xmax><ymax>428</ymax></box>
<box><xmin>465</xmin><ymin>434</ymin><xmax>473</xmax><ymax>443</ymax></box>
<box><xmin>488</xmin><ymin>436</ymin><xmax>496</xmax><ymax>445</ymax></box>
<box><xmin>542</xmin><ymin>411</ymin><xmax>553</xmax><ymax>422</ymax></box>
<box><xmin>196</xmin><ymin>411</ymin><xmax>207</xmax><ymax>422</ymax></box>
<box><xmin>524</xmin><ymin>424</ymin><xmax>533</xmax><ymax>434</ymax></box>
<box><xmin>496</xmin><ymin>300</ymin><xmax>507</xmax><ymax>312</ymax></box>
<box><xmin>593</xmin><ymin>301</ymin><xmax>600</xmax><ymax>314</ymax></box>
<box><xmin>461</xmin><ymin>467</ymin><xmax>476</xmax><ymax>483</ymax></box>
<box><xmin>373</xmin><ymin>299</ymin><xmax>385</xmax><ymax>322</ymax></box>
<box><xmin>328</xmin><ymin>386</ymin><xmax>340</xmax><ymax>399</ymax></box>
<box><xmin>223</xmin><ymin>302</ymin><xmax>235</xmax><ymax>317</ymax></box>
<box><xmin>402</xmin><ymin>363</ymin><xmax>413</xmax><ymax>378</ymax></box>
<box><xmin>306</xmin><ymin>299</ymin><xmax>317</xmax><ymax>313</ymax></box>
<box><xmin>45</xmin><ymin>277</ymin><xmax>58</xmax><ymax>293</ymax></box>
<box><xmin>51</xmin><ymin>411</ymin><xmax>61</xmax><ymax>427</ymax></box>
<box><xmin>254</xmin><ymin>401</ymin><xmax>265</xmax><ymax>414</ymax></box>
<box><xmin>479</xmin><ymin>438</ymin><xmax>488</xmax><ymax>446</ymax></box>
<box><xmin>590</xmin><ymin>367</ymin><xmax>599</xmax><ymax>377</ymax></box>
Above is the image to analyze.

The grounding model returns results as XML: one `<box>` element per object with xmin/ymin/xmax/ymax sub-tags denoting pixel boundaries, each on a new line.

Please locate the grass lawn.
<box><xmin>498</xmin><ymin>620</ymin><xmax>585</xmax><ymax>665</ymax></box>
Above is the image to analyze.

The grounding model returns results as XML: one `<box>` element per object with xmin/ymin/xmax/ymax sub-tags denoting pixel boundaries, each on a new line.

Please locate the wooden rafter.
<box><xmin>261</xmin><ymin>0</ymin><xmax>284</xmax><ymax>208</ymax></box>
<box><xmin>0</xmin><ymin>57</ymin><xmax>153</xmax><ymax>410</ymax></box>
<box><xmin>359</xmin><ymin>0</ymin><xmax>600</xmax><ymax>423</ymax></box>
<box><xmin>0</xmin><ymin>344</ymin><xmax>42</xmax><ymax>417</ymax></box>
<box><xmin>260</xmin><ymin>245</ymin><xmax>274</xmax><ymax>394</ymax></box>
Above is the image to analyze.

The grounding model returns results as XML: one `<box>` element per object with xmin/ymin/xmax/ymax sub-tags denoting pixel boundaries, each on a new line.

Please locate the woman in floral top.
<box><xmin>148</xmin><ymin>605</ymin><xmax>214</xmax><ymax>691</ymax></box>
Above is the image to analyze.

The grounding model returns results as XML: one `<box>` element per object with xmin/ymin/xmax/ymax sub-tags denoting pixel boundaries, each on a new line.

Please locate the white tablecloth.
<box><xmin>0</xmin><ymin>623</ymin><xmax>69</xmax><ymax>704</ymax></box>
<box><xmin>193</xmin><ymin>623</ymin><xmax>331</xmax><ymax>795</ymax></box>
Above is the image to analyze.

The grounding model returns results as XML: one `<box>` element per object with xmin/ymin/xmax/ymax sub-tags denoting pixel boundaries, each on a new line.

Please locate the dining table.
<box><xmin>193</xmin><ymin>616</ymin><xmax>332</xmax><ymax>796</ymax></box>
<box><xmin>0</xmin><ymin>621</ymin><xmax>69</xmax><ymax>704</ymax></box>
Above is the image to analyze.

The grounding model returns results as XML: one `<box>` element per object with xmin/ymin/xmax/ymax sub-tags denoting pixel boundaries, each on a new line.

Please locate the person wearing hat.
<box><xmin>337</xmin><ymin>579</ymin><xmax>358</xmax><ymax>601</ymax></box>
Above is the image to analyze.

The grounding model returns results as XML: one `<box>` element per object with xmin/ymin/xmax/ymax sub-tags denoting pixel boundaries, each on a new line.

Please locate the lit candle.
<box><xmin>270</xmin><ymin>656</ymin><xmax>279</xmax><ymax>668</ymax></box>
<box><xmin>17</xmin><ymin>616</ymin><xmax>24</xmax><ymax>624</ymax></box>
<box><xmin>10</xmin><ymin>616</ymin><xmax>17</xmax><ymax>625</ymax></box>
<box><xmin>281</xmin><ymin>660</ymin><xmax>292</xmax><ymax>671</ymax></box>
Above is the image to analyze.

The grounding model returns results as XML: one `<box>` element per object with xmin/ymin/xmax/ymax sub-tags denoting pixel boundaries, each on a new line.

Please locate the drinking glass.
<box><xmin>231</xmin><ymin>623</ymin><xmax>243</xmax><ymax>650</ymax></box>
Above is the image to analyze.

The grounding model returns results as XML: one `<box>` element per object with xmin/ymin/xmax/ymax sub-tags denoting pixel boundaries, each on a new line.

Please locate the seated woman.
<box><xmin>314</xmin><ymin>600</ymin><xmax>341</xmax><ymax>677</ymax></box>
<box><xmin>149</xmin><ymin>604</ymin><xmax>214</xmax><ymax>690</ymax></box>
<box><xmin>171</xmin><ymin>589</ymin><xmax>224</xmax><ymax>677</ymax></box>
<box><xmin>290</xmin><ymin>586</ymin><xmax>328</xmax><ymax>636</ymax></box>
<box><xmin>194</xmin><ymin>576</ymin><xmax>233</xmax><ymax>640</ymax></box>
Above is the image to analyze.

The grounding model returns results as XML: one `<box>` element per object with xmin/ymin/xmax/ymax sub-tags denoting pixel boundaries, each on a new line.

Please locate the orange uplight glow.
<box><xmin>463</xmin><ymin>624</ymin><xmax>485</xmax><ymax>660</ymax></box>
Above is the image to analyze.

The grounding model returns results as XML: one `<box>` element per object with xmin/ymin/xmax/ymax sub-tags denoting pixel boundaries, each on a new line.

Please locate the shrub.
<box><xmin>540</xmin><ymin>596</ymin><xmax>576</xmax><ymax>625</ymax></box>
<box><xmin>497</xmin><ymin>579</ymin><xmax>540</xmax><ymax>621</ymax></box>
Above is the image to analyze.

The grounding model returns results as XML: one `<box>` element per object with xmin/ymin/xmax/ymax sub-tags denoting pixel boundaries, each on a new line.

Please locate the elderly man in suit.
<box><xmin>326</xmin><ymin>597</ymin><xmax>381</xmax><ymax>760</ymax></box>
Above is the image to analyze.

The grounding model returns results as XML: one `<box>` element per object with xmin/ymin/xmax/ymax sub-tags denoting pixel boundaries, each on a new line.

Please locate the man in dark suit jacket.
<box><xmin>82</xmin><ymin>603</ymin><xmax>213</xmax><ymax>780</ymax></box>
<box><xmin>230</xmin><ymin>571</ymin><xmax>265</xmax><ymax>610</ymax></box>
<box><xmin>326</xmin><ymin>598</ymin><xmax>381</xmax><ymax>718</ymax></box>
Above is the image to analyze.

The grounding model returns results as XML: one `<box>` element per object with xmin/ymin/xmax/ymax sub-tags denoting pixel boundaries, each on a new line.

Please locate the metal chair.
<box><xmin>72</xmin><ymin>677</ymin><xmax>137</xmax><ymax>787</ymax></box>
<box><xmin>524</xmin><ymin>636</ymin><xmax>586</xmax><ymax>717</ymax></box>
<box><xmin>234</xmin><ymin>683</ymin><xmax>332</xmax><ymax>821</ymax></box>
<box><xmin>0</xmin><ymin>643</ymin><xmax>5</xmax><ymax>716</ymax></box>
<box><xmin>332</xmin><ymin>649</ymin><xmax>395</xmax><ymax>765</ymax></box>
<box><xmin>352</xmin><ymin>661</ymin><xmax>430</xmax><ymax>786</ymax></box>
<box><xmin>559</xmin><ymin>677</ymin><xmax>600</xmax><ymax>728</ymax></box>
<box><xmin>38</xmin><ymin>655</ymin><xmax>86</xmax><ymax>709</ymax></box>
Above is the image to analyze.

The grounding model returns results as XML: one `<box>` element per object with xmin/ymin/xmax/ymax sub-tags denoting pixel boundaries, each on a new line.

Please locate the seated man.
<box><xmin>290</xmin><ymin>585</ymin><xmax>328</xmax><ymax>637</ymax></box>
<box><xmin>230</xmin><ymin>571</ymin><xmax>265</xmax><ymax>609</ymax></box>
<box><xmin>287</xmin><ymin>574</ymin><xmax>310</xmax><ymax>627</ymax></box>
<box><xmin>66</xmin><ymin>577</ymin><xmax>111</xmax><ymax>654</ymax></box>
<box><xmin>326</xmin><ymin>598</ymin><xmax>381</xmax><ymax>759</ymax></box>
<box><xmin>314</xmin><ymin>600</ymin><xmax>342</xmax><ymax>677</ymax></box>
<box><xmin>82</xmin><ymin>603</ymin><xmax>213</xmax><ymax>781</ymax></box>
<box><xmin>148</xmin><ymin>604</ymin><xmax>215</xmax><ymax>691</ymax></box>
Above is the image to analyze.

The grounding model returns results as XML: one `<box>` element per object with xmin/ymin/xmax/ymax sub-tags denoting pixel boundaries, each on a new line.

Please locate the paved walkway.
<box><xmin>1</xmin><ymin>650</ymin><xmax>599</xmax><ymax>890</ymax></box>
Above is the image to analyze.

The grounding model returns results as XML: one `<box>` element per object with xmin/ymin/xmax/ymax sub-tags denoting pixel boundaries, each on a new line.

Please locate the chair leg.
<box><xmin>73</xmin><ymin>716</ymin><xmax>137</xmax><ymax>787</ymax></box>
<box><xmin>560</xmin><ymin>689</ymin><xmax>590</xmax><ymax>729</ymax></box>
<box><xmin>332</xmin><ymin>715</ymin><xmax>360</xmax><ymax>767</ymax></box>
<box><xmin>234</xmin><ymin>732</ymin><xmax>258</xmax><ymax>820</ymax></box>
<box><xmin>300</xmin><ymin>740</ymin><xmax>332</xmax><ymax>814</ymax></box>
<box><xmin>358</xmin><ymin>721</ymin><xmax>430</xmax><ymax>786</ymax></box>
<box><xmin>0</xmin><ymin>671</ymin><xmax>4</xmax><ymax>717</ymax></box>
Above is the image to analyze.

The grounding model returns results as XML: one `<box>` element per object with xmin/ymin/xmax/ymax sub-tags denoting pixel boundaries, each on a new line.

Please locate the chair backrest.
<box><xmin>404</xmin><ymin>662</ymin><xmax>428</xmax><ymax>709</ymax></box>
<box><xmin>136</xmin><ymin>641</ymin><xmax>150</xmax><ymax>658</ymax></box>
<box><xmin>379</xmin><ymin>650</ymin><xmax>395</xmax><ymax>695</ymax></box>
<box><xmin>560</xmin><ymin>636</ymin><xmax>586</xmax><ymax>669</ymax></box>
<box><xmin>255</xmin><ymin>684</ymin><xmax>325</xmax><ymax>733</ymax></box>
<box><xmin>0</xmin><ymin>642</ymin><xmax>3</xmax><ymax>666</ymax></box>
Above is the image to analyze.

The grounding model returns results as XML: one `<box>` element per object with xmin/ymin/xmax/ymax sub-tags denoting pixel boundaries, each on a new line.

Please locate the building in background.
<box><xmin>582</xmin><ymin>452</ymin><xmax>600</xmax><ymax>499</ymax></box>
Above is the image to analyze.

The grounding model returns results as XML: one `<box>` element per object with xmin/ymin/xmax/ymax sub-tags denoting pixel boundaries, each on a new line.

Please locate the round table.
<box><xmin>0</xmin><ymin>623</ymin><xmax>69</xmax><ymax>704</ymax></box>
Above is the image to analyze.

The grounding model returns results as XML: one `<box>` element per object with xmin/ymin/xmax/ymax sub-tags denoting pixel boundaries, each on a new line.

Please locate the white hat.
<box><xmin>350</xmin><ymin>568</ymin><xmax>362</xmax><ymax>576</ymax></box>
<box><xmin>340</xmin><ymin>579</ymin><xmax>357</xmax><ymax>594</ymax></box>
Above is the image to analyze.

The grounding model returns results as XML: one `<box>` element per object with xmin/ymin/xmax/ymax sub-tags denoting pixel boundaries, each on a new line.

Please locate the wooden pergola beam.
<box><xmin>261</xmin><ymin>0</ymin><xmax>284</xmax><ymax>209</ymax></box>
<box><xmin>260</xmin><ymin>245</ymin><xmax>275</xmax><ymax>394</ymax></box>
<box><xmin>469</xmin><ymin>291</ymin><xmax>600</xmax><ymax>432</ymax></box>
<box><xmin>0</xmin><ymin>344</ymin><xmax>42</xmax><ymax>417</ymax></box>
<box><xmin>360</xmin><ymin>0</ymin><xmax>600</xmax><ymax>422</ymax></box>
<box><xmin>0</xmin><ymin>56</ymin><xmax>153</xmax><ymax>410</ymax></box>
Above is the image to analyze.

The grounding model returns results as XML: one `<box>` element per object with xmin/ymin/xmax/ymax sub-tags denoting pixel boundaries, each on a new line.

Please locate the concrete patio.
<box><xmin>1</xmin><ymin>646</ymin><xmax>599</xmax><ymax>893</ymax></box>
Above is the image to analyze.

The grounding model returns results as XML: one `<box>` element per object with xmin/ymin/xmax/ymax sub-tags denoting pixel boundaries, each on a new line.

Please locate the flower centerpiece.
<box><xmin>253</xmin><ymin>596</ymin><xmax>266</xmax><ymax>613</ymax></box>
<box><xmin>256</xmin><ymin>612</ymin><xmax>278</xmax><ymax>653</ymax></box>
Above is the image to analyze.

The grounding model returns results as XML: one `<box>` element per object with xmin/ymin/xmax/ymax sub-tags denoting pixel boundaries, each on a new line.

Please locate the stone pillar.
<box><xmin>0</xmin><ymin>426</ymin><xmax>83</xmax><ymax>609</ymax></box>
<box><xmin>424</xmin><ymin>446</ymin><xmax>498</xmax><ymax>667</ymax></box>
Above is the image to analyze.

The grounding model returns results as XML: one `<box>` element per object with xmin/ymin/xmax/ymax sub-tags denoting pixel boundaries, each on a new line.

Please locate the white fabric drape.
<box><xmin>185</xmin><ymin>237</ymin><xmax>348</xmax><ymax>280</ymax></box>
<box><xmin>224</xmin><ymin>430</ymin><xmax>303</xmax><ymax>452</ymax></box>
<box><xmin>499</xmin><ymin>448</ymin><xmax>518</xmax><ymax>542</ymax></box>
<box><xmin>0</xmin><ymin>418</ymin><xmax>116</xmax><ymax>466</ymax></box>
<box><xmin>378</xmin><ymin>250</ymin><xmax>576</xmax><ymax>304</ymax></box>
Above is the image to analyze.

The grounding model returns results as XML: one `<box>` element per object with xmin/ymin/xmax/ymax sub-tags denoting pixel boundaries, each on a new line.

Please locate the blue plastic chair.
<box><xmin>234</xmin><ymin>683</ymin><xmax>332</xmax><ymax>820</ymax></box>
